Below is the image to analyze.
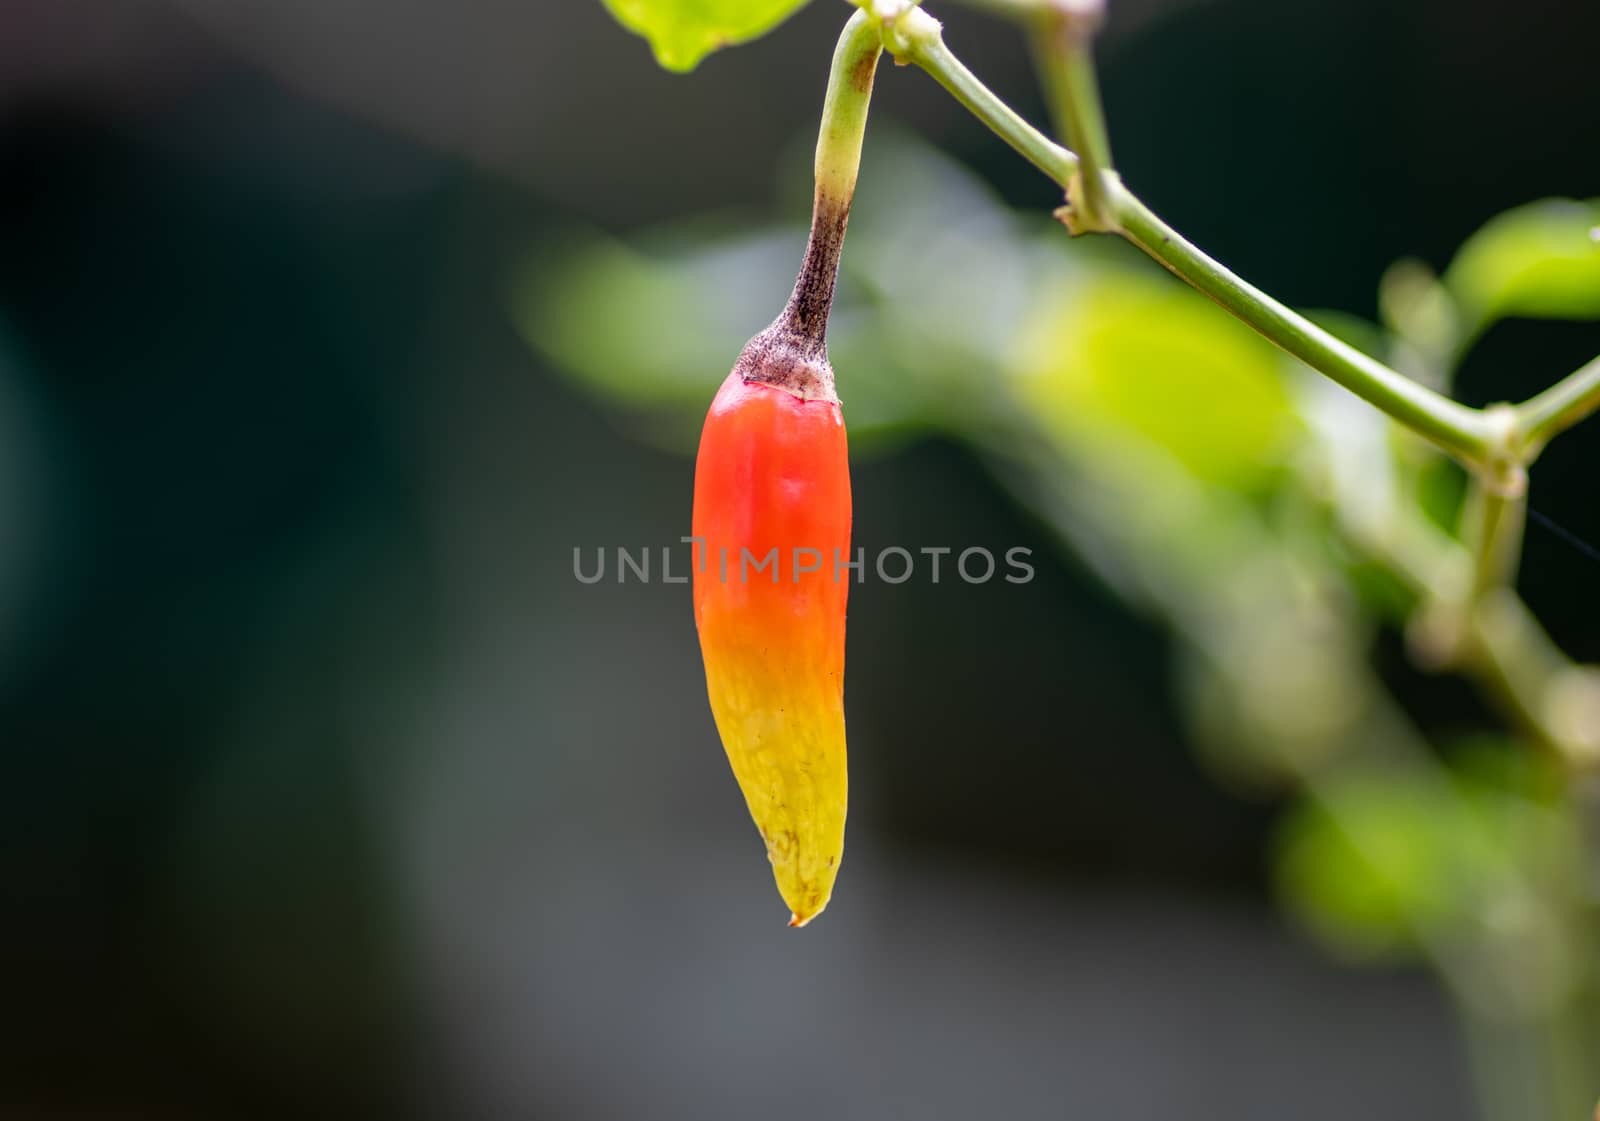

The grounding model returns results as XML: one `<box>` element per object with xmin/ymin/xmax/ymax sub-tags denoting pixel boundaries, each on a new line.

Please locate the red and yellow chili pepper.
<box><xmin>690</xmin><ymin>12</ymin><xmax>880</xmax><ymax>926</ymax></box>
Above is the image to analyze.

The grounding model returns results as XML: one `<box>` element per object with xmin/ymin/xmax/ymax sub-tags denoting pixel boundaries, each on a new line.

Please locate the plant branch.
<box><xmin>889</xmin><ymin>8</ymin><xmax>1079</xmax><ymax>186</ymax></box>
<box><xmin>1468</xmin><ymin>590</ymin><xmax>1594</xmax><ymax>766</ymax></box>
<box><xmin>1462</xmin><ymin>466</ymin><xmax>1526</xmax><ymax>604</ymax></box>
<box><xmin>1517</xmin><ymin>353</ymin><xmax>1600</xmax><ymax>455</ymax></box>
<box><xmin>886</xmin><ymin>9</ymin><xmax>1498</xmax><ymax>469</ymax></box>
<box><xmin>1112</xmin><ymin>191</ymin><xmax>1497</xmax><ymax>467</ymax></box>
<box><xmin>1034</xmin><ymin>1</ymin><xmax>1117</xmax><ymax>231</ymax></box>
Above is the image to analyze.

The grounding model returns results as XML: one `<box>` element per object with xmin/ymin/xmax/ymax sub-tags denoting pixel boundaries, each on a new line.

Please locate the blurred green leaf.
<box><xmin>513</xmin><ymin>221</ymin><xmax>929</xmax><ymax>446</ymax></box>
<box><xmin>1443</xmin><ymin>198</ymin><xmax>1600</xmax><ymax>333</ymax></box>
<box><xmin>842</xmin><ymin>130</ymin><xmax>1057</xmax><ymax>428</ymax></box>
<box><xmin>599</xmin><ymin>0</ymin><xmax>814</xmax><ymax>71</ymax></box>
<box><xmin>1011</xmin><ymin>276</ymin><xmax>1301</xmax><ymax>491</ymax></box>
<box><xmin>1275</xmin><ymin>773</ymin><xmax>1470</xmax><ymax>962</ymax></box>
<box><xmin>513</xmin><ymin>132</ymin><xmax>1053</xmax><ymax>446</ymax></box>
<box><xmin>515</xmin><ymin>226</ymin><xmax>793</xmax><ymax>410</ymax></box>
<box><xmin>1273</xmin><ymin>755</ymin><xmax>1560</xmax><ymax>967</ymax></box>
<box><xmin>1414</xmin><ymin>454</ymin><xmax>1466</xmax><ymax>534</ymax></box>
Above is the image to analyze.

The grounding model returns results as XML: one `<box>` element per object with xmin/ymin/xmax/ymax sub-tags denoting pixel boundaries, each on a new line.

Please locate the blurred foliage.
<box><xmin>1278</xmin><ymin>767</ymin><xmax>1488</xmax><ymax>961</ymax></box>
<box><xmin>1014</xmin><ymin>277</ymin><xmax>1299</xmax><ymax>491</ymax></box>
<box><xmin>1274</xmin><ymin>746</ymin><xmax>1559</xmax><ymax>964</ymax></box>
<box><xmin>598</xmin><ymin>0</ymin><xmax>815</xmax><ymax>71</ymax></box>
<box><xmin>519</xmin><ymin>229</ymin><xmax>803</xmax><ymax>410</ymax></box>
<box><xmin>517</xmin><ymin>128</ymin><xmax>1600</xmax><ymax>1118</ymax></box>
<box><xmin>1445</xmin><ymin>198</ymin><xmax>1600</xmax><ymax>340</ymax></box>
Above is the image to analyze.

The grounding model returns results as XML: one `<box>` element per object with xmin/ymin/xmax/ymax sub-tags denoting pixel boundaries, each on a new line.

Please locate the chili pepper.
<box><xmin>691</xmin><ymin>335</ymin><xmax>851</xmax><ymax>927</ymax></box>
<box><xmin>691</xmin><ymin>12</ymin><xmax>879</xmax><ymax>926</ymax></box>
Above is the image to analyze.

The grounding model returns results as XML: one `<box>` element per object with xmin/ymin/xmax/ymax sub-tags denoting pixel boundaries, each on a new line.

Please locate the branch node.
<box><xmin>1058</xmin><ymin>169</ymin><xmax>1122</xmax><ymax>234</ymax></box>
<box><xmin>1477</xmin><ymin>403</ymin><xmax>1530</xmax><ymax>498</ymax></box>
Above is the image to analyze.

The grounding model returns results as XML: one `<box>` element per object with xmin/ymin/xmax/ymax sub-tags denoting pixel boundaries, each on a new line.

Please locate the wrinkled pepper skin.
<box><xmin>691</xmin><ymin>367</ymin><xmax>851</xmax><ymax>927</ymax></box>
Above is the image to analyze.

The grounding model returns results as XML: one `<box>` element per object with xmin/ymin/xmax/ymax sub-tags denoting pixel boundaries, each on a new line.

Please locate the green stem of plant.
<box><xmin>1113</xmin><ymin>191</ymin><xmax>1499</xmax><ymax>465</ymax></box>
<box><xmin>1517</xmin><ymin>353</ymin><xmax>1600</xmax><ymax>455</ymax></box>
<box><xmin>887</xmin><ymin>9</ymin><xmax>1498</xmax><ymax>469</ymax></box>
<box><xmin>1463</xmin><ymin>480</ymin><xmax>1526</xmax><ymax>603</ymax></box>
<box><xmin>1035</xmin><ymin>3</ymin><xmax>1117</xmax><ymax>231</ymax></box>
<box><xmin>891</xmin><ymin>8</ymin><xmax>1078</xmax><ymax>186</ymax></box>
<box><xmin>815</xmin><ymin>9</ymin><xmax>882</xmax><ymax>206</ymax></box>
<box><xmin>776</xmin><ymin>10</ymin><xmax>881</xmax><ymax>349</ymax></box>
<box><xmin>1469</xmin><ymin>589</ymin><xmax>1580</xmax><ymax>759</ymax></box>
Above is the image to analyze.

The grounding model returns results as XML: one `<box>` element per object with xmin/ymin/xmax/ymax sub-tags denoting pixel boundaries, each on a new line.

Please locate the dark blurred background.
<box><xmin>2</xmin><ymin>0</ymin><xmax>1598</xmax><ymax>1117</ymax></box>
